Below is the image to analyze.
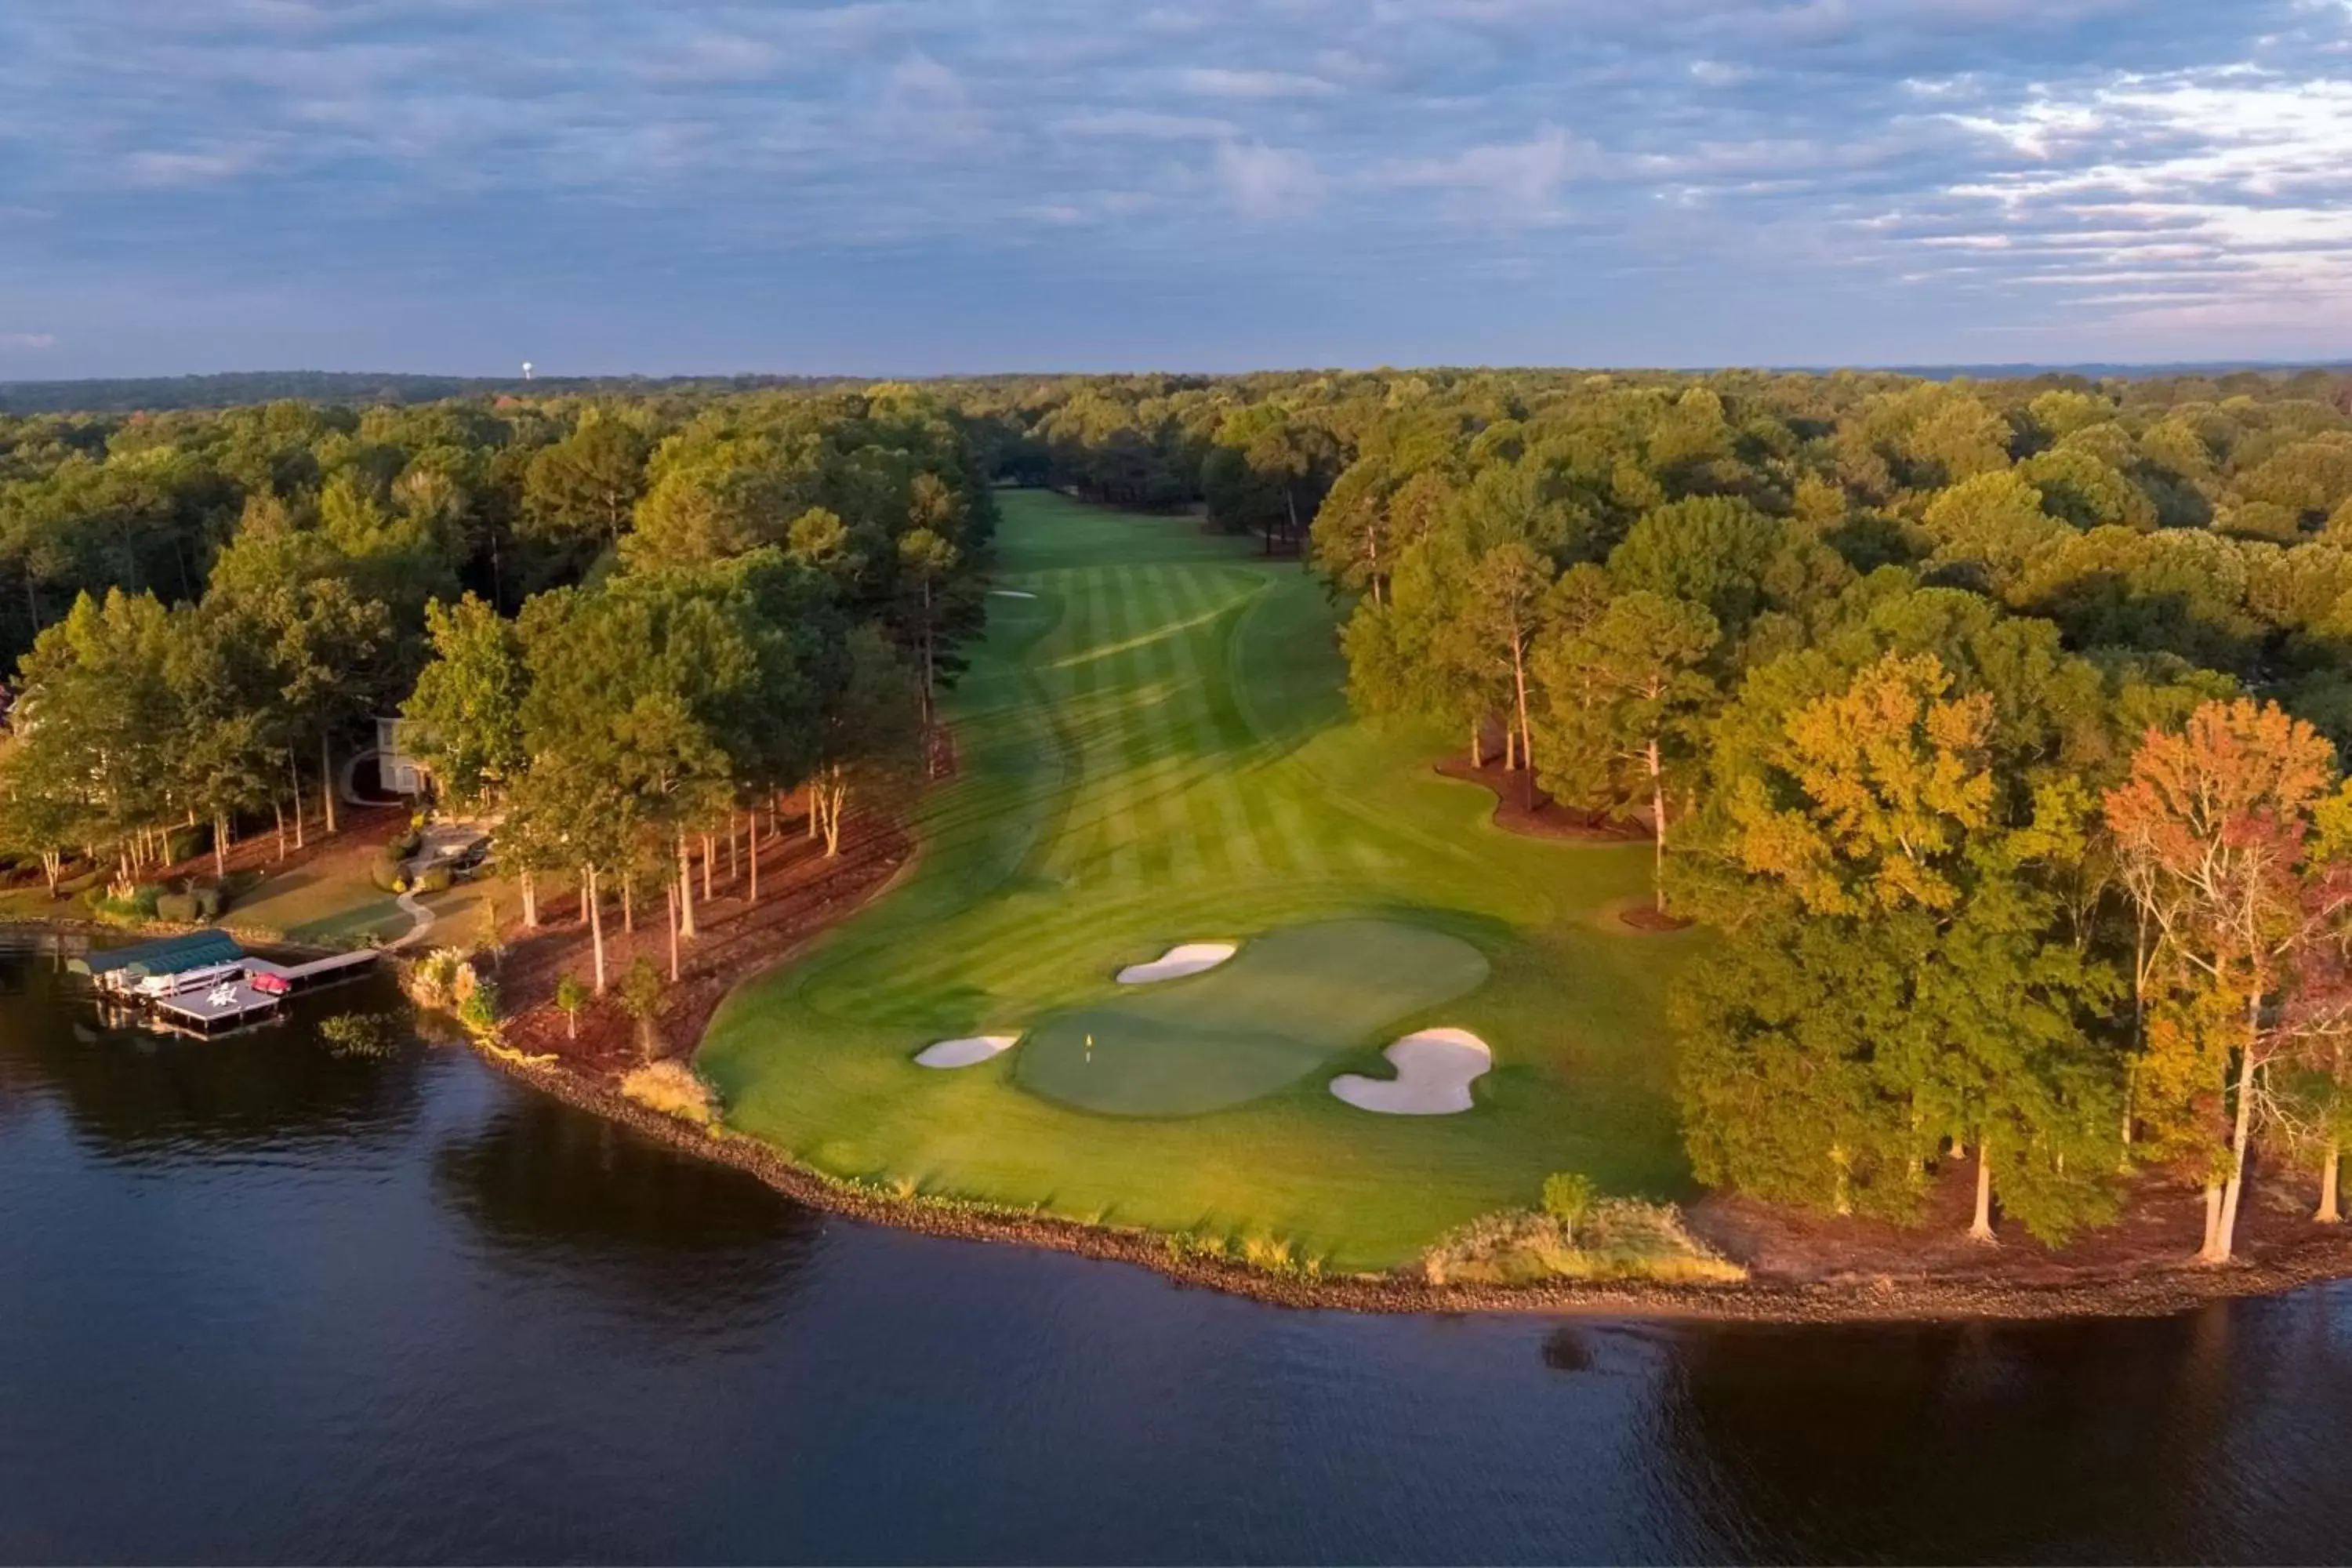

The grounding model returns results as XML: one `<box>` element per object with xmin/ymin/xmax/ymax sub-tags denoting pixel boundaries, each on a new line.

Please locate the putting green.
<box><xmin>1016</xmin><ymin>920</ymin><xmax>1488</xmax><ymax>1116</ymax></box>
<box><xmin>698</xmin><ymin>490</ymin><xmax>1697</xmax><ymax>1271</ymax></box>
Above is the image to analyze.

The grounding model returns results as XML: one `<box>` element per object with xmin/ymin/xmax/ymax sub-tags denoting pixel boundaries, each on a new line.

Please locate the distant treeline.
<box><xmin>11</xmin><ymin>361</ymin><xmax>2347</xmax><ymax>417</ymax></box>
<box><xmin>0</xmin><ymin>371</ymin><xmax>857</xmax><ymax>416</ymax></box>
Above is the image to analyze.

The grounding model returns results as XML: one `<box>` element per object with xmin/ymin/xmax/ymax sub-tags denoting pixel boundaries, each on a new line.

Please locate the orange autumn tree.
<box><xmin>2104</xmin><ymin>699</ymin><xmax>2352</xmax><ymax>1263</ymax></box>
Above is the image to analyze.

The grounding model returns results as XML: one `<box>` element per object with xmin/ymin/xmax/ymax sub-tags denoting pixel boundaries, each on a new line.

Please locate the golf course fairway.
<box><xmin>698</xmin><ymin>490</ymin><xmax>1698</xmax><ymax>1271</ymax></box>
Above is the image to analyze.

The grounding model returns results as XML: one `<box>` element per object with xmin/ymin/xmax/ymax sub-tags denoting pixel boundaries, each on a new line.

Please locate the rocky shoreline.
<box><xmin>463</xmin><ymin>1035</ymin><xmax>2352</xmax><ymax>1325</ymax></box>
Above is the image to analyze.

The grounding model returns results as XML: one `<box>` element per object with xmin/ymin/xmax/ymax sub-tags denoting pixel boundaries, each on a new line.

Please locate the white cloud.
<box><xmin>122</xmin><ymin>146</ymin><xmax>269</xmax><ymax>187</ymax></box>
<box><xmin>1054</xmin><ymin>109</ymin><xmax>1236</xmax><ymax>140</ymax></box>
<box><xmin>1174</xmin><ymin>67</ymin><xmax>1341</xmax><ymax>100</ymax></box>
<box><xmin>1917</xmin><ymin>70</ymin><xmax>2352</xmax><ymax>330</ymax></box>
<box><xmin>637</xmin><ymin>33</ymin><xmax>789</xmax><ymax>85</ymax></box>
<box><xmin>0</xmin><ymin>332</ymin><xmax>57</xmax><ymax>351</ymax></box>
<box><xmin>1214</xmin><ymin>140</ymin><xmax>1323</xmax><ymax>216</ymax></box>
<box><xmin>1382</xmin><ymin>125</ymin><xmax>1592</xmax><ymax>214</ymax></box>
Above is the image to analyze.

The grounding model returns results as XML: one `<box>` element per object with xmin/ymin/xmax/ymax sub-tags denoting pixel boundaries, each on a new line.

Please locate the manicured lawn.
<box><xmin>1016</xmin><ymin>919</ymin><xmax>1489</xmax><ymax>1116</ymax></box>
<box><xmin>698</xmin><ymin>490</ymin><xmax>1700</xmax><ymax>1272</ymax></box>
<box><xmin>227</xmin><ymin>845</ymin><xmax>490</xmax><ymax>949</ymax></box>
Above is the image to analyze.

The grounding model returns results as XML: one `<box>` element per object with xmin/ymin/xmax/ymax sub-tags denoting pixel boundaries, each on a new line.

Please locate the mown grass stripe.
<box><xmin>1130</xmin><ymin>564</ymin><xmax>1210</xmax><ymax>887</ymax></box>
<box><xmin>1039</xmin><ymin>566</ymin><xmax>1108</xmax><ymax>891</ymax></box>
<box><xmin>1112</xmin><ymin>564</ymin><xmax>1179</xmax><ymax>887</ymax></box>
<box><xmin>1094</xmin><ymin>565</ymin><xmax>1152</xmax><ymax>892</ymax></box>
<box><xmin>1157</xmin><ymin>565</ymin><xmax>1262</xmax><ymax>883</ymax></box>
<box><xmin>1178</xmin><ymin>568</ymin><xmax>1295</xmax><ymax>877</ymax></box>
<box><xmin>1157</xmin><ymin>565</ymin><xmax>1241</xmax><ymax>885</ymax></box>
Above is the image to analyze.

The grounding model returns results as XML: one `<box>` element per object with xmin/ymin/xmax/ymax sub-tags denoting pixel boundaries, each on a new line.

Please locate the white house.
<box><xmin>375</xmin><ymin>717</ymin><xmax>427</xmax><ymax>795</ymax></box>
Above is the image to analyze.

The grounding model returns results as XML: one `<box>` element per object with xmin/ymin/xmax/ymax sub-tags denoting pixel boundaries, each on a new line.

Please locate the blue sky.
<box><xmin>3</xmin><ymin>1</ymin><xmax>2350</xmax><ymax>378</ymax></box>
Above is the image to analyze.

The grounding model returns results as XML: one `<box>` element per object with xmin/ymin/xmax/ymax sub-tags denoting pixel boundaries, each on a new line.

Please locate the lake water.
<box><xmin>3</xmin><ymin>933</ymin><xmax>2349</xmax><ymax>1564</ymax></box>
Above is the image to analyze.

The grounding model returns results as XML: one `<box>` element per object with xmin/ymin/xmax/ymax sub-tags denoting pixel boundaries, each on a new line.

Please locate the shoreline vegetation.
<box><xmin>465</xmin><ymin>1022</ymin><xmax>2352</xmax><ymax>1324</ymax></box>
<box><xmin>8</xmin><ymin>370</ymin><xmax>2352</xmax><ymax>1320</ymax></box>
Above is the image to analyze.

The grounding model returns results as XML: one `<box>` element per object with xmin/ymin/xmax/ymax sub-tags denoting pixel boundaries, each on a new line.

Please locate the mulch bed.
<box><xmin>1687</xmin><ymin>1160</ymin><xmax>2352</xmax><ymax>1304</ymax></box>
<box><xmin>490</xmin><ymin>797</ymin><xmax>911</xmax><ymax>1077</ymax></box>
<box><xmin>1434</xmin><ymin>753</ymin><xmax>1648</xmax><ymax>842</ymax></box>
<box><xmin>1618</xmin><ymin>904</ymin><xmax>1693</xmax><ymax>932</ymax></box>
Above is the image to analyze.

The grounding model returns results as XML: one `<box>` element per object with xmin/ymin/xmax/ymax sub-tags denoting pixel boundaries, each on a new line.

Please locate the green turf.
<box><xmin>697</xmin><ymin>490</ymin><xmax>1700</xmax><ymax>1271</ymax></box>
<box><xmin>1015</xmin><ymin>919</ymin><xmax>1489</xmax><ymax>1116</ymax></box>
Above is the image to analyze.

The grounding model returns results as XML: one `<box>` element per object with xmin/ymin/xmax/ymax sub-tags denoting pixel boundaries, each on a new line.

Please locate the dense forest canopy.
<box><xmin>6</xmin><ymin>361</ymin><xmax>2352</xmax><ymax>1259</ymax></box>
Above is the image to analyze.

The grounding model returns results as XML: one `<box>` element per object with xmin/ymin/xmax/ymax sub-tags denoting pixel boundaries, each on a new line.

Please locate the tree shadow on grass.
<box><xmin>1352</xmin><ymin>902</ymin><xmax>1522</xmax><ymax>955</ymax></box>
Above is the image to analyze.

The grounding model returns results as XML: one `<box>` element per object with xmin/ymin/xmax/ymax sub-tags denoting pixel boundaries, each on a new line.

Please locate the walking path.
<box><xmin>390</xmin><ymin>889</ymin><xmax>435</xmax><ymax>949</ymax></box>
<box><xmin>386</xmin><ymin>824</ymin><xmax>482</xmax><ymax>950</ymax></box>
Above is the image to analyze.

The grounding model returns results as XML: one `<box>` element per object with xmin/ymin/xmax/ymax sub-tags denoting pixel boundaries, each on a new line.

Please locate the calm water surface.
<box><xmin>2</xmin><ymin>934</ymin><xmax>2348</xmax><ymax>1565</ymax></box>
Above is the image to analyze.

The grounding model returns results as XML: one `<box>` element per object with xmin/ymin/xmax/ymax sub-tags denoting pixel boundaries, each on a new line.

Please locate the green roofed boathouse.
<box><xmin>70</xmin><ymin>930</ymin><xmax>247</xmax><ymax>989</ymax></box>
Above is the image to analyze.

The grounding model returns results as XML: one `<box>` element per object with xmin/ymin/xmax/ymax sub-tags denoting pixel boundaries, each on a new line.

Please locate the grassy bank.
<box><xmin>698</xmin><ymin>491</ymin><xmax>1699</xmax><ymax>1272</ymax></box>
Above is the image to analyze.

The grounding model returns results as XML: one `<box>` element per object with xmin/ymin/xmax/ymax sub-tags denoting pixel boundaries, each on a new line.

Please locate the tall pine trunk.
<box><xmin>1969</xmin><ymin>1135</ymin><xmax>1996</xmax><ymax>1243</ymax></box>
<box><xmin>918</xmin><ymin>577</ymin><xmax>937</xmax><ymax>728</ymax></box>
<box><xmin>319</xmin><ymin>732</ymin><xmax>337</xmax><ymax>834</ymax></box>
<box><xmin>667</xmin><ymin>882</ymin><xmax>681</xmax><ymax>982</ymax></box>
<box><xmin>1646</xmin><ymin>736</ymin><xmax>1668</xmax><ymax>914</ymax></box>
<box><xmin>586</xmin><ymin>865</ymin><xmax>606</xmax><ymax>994</ymax></box>
<box><xmin>1511</xmin><ymin>633</ymin><xmax>1535</xmax><ymax>808</ymax></box>
<box><xmin>702</xmin><ymin>833</ymin><xmax>714</xmax><ymax>901</ymax></box>
<box><xmin>289</xmin><ymin>753</ymin><xmax>306</xmax><ymax>851</ymax></box>
<box><xmin>2320</xmin><ymin>1143</ymin><xmax>2342</xmax><ymax>1225</ymax></box>
<box><xmin>677</xmin><ymin>837</ymin><xmax>696</xmax><ymax>938</ymax></box>
<box><xmin>521</xmin><ymin>869</ymin><xmax>538</xmax><ymax>928</ymax></box>
<box><xmin>212</xmin><ymin>812</ymin><xmax>229</xmax><ymax>878</ymax></box>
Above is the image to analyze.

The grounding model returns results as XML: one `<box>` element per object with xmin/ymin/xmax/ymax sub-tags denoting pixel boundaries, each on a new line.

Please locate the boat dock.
<box><xmin>71</xmin><ymin>931</ymin><xmax>377</xmax><ymax>1036</ymax></box>
<box><xmin>243</xmin><ymin>950</ymin><xmax>379</xmax><ymax>993</ymax></box>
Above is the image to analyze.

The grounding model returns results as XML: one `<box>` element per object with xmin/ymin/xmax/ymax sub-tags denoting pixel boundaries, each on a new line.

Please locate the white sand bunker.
<box><xmin>1115</xmin><ymin>942</ymin><xmax>1238</xmax><ymax>985</ymax></box>
<box><xmin>915</xmin><ymin>1035</ymin><xmax>1021</xmax><ymax>1069</ymax></box>
<box><xmin>989</xmin><ymin>589</ymin><xmax>1038</xmax><ymax>598</ymax></box>
<box><xmin>1330</xmin><ymin>1028</ymin><xmax>1492</xmax><ymax>1115</ymax></box>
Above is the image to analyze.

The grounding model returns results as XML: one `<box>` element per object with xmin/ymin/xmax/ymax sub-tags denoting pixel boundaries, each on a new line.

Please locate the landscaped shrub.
<box><xmin>415</xmin><ymin>864</ymin><xmax>453</xmax><ymax>895</ymax></box>
<box><xmin>368</xmin><ymin>847</ymin><xmax>406</xmax><ymax>893</ymax></box>
<box><xmin>154</xmin><ymin>891</ymin><xmax>198</xmax><ymax>924</ymax></box>
<box><xmin>191</xmin><ymin>881</ymin><xmax>226</xmax><ymax>920</ymax></box>
<box><xmin>1421</xmin><ymin>1200</ymin><xmax>1745</xmax><ymax>1287</ymax></box>
<box><xmin>456</xmin><ymin>977</ymin><xmax>499</xmax><ymax>1035</ymax></box>
<box><xmin>618</xmin><ymin>957</ymin><xmax>665</xmax><ymax>1061</ymax></box>
<box><xmin>90</xmin><ymin>883</ymin><xmax>165</xmax><ymax>922</ymax></box>
<box><xmin>1237</xmin><ymin>1232</ymin><xmax>1323</xmax><ymax>1279</ymax></box>
<box><xmin>1541</xmin><ymin>1171</ymin><xmax>1598</xmax><ymax>1242</ymax></box>
<box><xmin>619</xmin><ymin>1060</ymin><xmax>720</xmax><ymax>1128</ymax></box>
<box><xmin>165</xmin><ymin>825</ymin><xmax>205</xmax><ymax>864</ymax></box>
<box><xmin>402</xmin><ymin>947</ymin><xmax>470</xmax><ymax>1011</ymax></box>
